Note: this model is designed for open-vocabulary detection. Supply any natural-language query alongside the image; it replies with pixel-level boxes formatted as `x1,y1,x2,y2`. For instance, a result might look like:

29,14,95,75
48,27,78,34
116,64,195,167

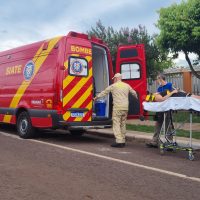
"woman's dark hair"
157,73,166,81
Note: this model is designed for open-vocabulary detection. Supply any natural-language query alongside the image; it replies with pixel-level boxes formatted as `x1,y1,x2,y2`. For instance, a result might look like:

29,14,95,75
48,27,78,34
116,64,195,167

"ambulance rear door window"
69,56,88,77
121,63,141,80
120,49,138,58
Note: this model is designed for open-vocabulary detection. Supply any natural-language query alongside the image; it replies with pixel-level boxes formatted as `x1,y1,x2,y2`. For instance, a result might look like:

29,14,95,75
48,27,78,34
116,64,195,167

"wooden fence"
192,74,200,95
148,70,200,95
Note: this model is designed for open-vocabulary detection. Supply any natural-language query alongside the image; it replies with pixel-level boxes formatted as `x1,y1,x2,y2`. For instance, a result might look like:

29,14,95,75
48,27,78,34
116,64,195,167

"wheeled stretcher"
143,97,200,160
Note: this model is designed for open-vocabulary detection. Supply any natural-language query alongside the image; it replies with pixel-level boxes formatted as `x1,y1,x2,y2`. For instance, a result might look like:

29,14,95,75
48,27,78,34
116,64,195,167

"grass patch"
148,111,200,123
126,124,200,139
126,124,154,133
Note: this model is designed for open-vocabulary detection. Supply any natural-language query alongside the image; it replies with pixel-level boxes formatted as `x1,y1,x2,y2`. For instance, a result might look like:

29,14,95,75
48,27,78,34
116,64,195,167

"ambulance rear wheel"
69,130,85,136
17,111,35,139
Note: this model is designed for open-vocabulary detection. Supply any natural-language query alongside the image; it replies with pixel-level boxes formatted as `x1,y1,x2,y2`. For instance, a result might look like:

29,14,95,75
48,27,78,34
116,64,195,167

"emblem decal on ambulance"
71,60,83,75
24,60,35,81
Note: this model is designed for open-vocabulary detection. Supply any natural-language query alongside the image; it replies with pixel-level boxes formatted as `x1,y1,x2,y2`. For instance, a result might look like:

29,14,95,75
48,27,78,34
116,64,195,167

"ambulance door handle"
60,66,65,70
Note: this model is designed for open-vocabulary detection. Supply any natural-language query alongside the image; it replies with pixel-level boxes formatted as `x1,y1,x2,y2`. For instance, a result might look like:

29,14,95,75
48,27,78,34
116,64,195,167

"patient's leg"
191,95,200,100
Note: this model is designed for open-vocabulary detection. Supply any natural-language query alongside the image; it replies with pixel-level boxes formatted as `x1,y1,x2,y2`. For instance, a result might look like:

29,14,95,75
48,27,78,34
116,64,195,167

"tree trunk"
184,51,200,79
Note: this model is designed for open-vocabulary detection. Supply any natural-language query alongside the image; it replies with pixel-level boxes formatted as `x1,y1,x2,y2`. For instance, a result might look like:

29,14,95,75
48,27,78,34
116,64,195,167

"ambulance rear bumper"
59,119,112,129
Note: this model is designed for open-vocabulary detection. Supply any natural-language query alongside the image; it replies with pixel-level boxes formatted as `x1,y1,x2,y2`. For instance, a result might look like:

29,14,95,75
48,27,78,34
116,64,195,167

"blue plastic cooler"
95,100,106,116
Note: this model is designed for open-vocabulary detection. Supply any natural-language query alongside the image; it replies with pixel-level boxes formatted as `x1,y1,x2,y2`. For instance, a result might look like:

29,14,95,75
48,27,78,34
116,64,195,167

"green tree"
157,0,200,78
87,20,172,78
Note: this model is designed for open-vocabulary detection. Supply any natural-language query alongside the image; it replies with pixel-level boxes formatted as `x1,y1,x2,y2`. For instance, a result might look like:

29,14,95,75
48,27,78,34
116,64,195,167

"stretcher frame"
158,110,198,161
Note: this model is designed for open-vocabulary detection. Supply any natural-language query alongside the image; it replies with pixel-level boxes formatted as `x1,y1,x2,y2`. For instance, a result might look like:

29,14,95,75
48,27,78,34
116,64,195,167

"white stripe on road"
1,131,200,183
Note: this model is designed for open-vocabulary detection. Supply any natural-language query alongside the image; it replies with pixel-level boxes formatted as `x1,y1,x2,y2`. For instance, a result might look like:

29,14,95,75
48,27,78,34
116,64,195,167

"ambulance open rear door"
115,44,147,118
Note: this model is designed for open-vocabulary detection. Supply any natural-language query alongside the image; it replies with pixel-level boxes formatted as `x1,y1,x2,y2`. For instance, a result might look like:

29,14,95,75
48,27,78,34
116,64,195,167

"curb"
87,129,200,149
87,129,152,143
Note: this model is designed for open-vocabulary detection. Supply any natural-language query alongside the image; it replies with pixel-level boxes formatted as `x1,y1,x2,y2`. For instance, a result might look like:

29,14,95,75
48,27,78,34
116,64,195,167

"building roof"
164,66,200,74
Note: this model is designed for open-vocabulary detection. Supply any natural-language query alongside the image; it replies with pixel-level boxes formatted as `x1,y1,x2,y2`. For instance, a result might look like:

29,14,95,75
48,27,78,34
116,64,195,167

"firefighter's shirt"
96,81,137,111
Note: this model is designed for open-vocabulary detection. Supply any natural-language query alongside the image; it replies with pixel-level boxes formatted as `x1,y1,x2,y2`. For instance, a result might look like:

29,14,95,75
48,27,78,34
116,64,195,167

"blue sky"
1,0,188,66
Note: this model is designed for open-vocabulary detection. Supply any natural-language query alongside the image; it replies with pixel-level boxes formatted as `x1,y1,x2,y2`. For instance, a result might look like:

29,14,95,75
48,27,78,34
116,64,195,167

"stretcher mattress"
143,97,200,112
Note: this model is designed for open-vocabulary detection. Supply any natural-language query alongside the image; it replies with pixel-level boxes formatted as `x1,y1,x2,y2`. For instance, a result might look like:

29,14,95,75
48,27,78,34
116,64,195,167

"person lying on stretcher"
146,89,200,102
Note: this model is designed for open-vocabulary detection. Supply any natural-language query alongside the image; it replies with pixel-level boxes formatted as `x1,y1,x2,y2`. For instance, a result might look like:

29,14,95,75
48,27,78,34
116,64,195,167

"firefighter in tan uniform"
94,73,137,148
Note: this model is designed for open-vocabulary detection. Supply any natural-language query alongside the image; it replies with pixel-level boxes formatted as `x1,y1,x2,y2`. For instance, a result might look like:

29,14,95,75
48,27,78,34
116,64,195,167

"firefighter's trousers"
112,110,128,143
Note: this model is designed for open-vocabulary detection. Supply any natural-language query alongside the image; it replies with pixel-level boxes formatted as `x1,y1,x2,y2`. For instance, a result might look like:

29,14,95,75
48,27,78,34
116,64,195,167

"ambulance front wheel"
17,111,35,139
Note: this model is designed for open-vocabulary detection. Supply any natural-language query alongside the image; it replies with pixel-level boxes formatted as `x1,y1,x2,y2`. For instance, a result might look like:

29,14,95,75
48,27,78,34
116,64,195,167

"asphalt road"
0,125,200,200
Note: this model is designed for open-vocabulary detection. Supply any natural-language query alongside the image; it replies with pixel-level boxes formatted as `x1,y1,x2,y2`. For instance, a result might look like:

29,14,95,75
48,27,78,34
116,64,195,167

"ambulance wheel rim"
17,111,35,138
20,119,28,134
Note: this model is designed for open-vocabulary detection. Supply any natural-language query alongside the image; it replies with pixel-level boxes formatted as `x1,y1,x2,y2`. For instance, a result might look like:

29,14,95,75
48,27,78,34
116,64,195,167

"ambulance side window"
68,56,88,77
121,63,141,80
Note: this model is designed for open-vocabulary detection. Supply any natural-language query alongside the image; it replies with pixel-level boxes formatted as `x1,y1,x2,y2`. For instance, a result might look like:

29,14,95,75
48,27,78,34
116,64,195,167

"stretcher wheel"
188,151,194,161
172,146,177,153
160,144,165,155
172,142,177,153
160,149,165,155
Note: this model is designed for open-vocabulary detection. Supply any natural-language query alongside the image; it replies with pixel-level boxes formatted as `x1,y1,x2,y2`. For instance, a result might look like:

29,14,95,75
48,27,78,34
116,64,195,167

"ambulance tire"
69,130,85,136
17,111,35,139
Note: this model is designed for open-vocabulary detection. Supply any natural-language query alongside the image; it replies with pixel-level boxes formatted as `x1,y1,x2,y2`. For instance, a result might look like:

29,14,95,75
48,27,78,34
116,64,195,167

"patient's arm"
155,90,178,102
